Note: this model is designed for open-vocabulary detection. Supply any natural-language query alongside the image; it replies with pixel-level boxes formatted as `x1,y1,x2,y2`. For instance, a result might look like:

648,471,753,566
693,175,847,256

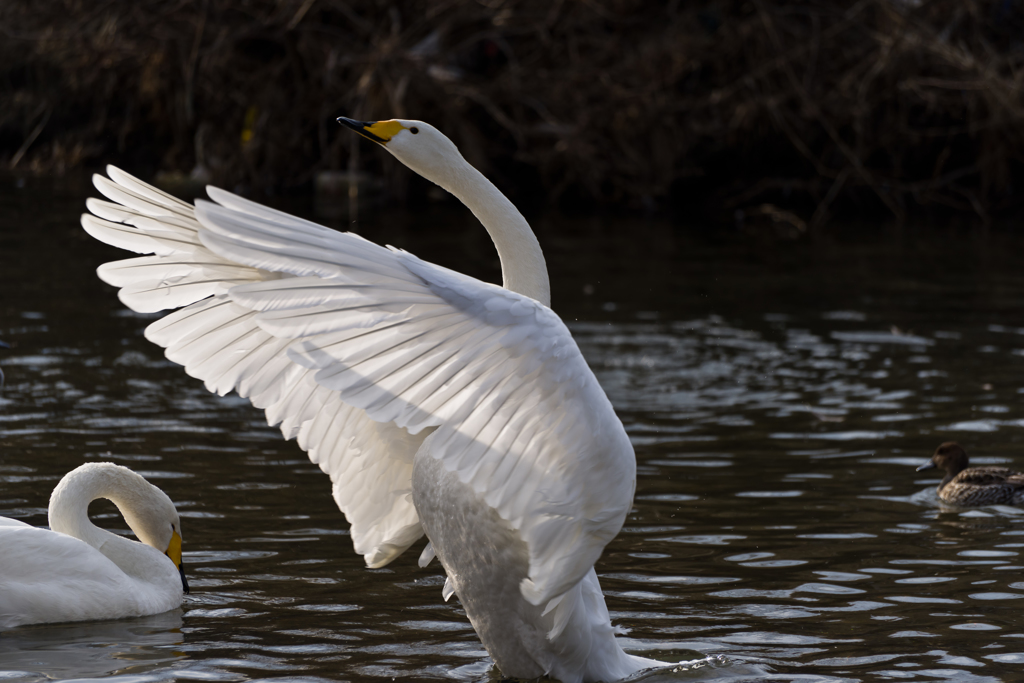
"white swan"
80,118,662,682
0,462,188,629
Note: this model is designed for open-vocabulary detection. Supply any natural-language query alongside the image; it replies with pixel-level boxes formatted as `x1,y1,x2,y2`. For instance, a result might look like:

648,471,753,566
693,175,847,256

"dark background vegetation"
3,0,1024,230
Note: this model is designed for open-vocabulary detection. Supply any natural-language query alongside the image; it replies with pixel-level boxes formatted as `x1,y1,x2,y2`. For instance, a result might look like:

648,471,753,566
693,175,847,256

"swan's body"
81,118,660,681
0,463,188,629
918,442,1024,506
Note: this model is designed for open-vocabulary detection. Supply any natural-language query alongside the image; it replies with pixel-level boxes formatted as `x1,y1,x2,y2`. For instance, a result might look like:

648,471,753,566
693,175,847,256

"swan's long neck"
443,162,551,307
48,463,153,550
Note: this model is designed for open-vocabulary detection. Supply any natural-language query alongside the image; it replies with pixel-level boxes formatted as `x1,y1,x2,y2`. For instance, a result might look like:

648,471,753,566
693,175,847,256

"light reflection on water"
5,180,1024,681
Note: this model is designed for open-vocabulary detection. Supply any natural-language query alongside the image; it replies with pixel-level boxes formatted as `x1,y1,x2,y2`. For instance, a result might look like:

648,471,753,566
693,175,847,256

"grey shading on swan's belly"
412,452,552,678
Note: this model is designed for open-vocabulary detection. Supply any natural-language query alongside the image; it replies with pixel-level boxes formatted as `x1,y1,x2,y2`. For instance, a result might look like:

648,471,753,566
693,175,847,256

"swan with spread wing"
81,117,661,682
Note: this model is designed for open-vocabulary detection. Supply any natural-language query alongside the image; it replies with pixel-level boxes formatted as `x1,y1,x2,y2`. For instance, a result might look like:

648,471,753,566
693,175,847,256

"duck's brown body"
918,442,1024,506
937,466,1024,506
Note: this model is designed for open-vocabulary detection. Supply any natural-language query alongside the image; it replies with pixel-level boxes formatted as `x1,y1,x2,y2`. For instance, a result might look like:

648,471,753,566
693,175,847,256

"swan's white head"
337,117,465,191
120,480,181,553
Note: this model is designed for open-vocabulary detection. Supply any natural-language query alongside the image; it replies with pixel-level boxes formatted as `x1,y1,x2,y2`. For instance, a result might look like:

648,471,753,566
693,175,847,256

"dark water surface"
4,178,1024,682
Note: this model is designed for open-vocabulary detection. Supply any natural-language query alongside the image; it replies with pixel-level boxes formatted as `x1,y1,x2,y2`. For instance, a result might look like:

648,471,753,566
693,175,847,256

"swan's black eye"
410,127,419,134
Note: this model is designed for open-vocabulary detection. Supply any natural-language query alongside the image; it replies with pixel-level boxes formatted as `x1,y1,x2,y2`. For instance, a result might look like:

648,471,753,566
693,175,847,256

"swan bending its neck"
0,463,187,629
49,463,185,583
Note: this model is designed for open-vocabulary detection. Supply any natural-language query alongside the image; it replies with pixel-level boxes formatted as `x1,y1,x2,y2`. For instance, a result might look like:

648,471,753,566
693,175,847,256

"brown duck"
917,442,1024,506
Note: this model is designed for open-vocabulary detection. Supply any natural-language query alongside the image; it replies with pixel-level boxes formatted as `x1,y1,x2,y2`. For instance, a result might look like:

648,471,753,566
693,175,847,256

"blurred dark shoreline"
3,0,1024,231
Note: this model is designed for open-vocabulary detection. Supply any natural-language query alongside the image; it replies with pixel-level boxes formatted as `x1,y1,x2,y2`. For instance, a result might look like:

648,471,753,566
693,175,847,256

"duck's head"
917,441,970,476
337,117,465,190
119,478,189,595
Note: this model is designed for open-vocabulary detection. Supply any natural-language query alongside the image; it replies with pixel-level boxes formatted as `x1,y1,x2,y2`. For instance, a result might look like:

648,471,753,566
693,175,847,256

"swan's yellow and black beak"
165,529,190,595
337,117,405,145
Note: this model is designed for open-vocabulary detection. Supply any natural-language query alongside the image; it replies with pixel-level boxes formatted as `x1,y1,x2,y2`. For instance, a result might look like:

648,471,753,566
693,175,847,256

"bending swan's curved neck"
48,463,147,549
444,163,550,307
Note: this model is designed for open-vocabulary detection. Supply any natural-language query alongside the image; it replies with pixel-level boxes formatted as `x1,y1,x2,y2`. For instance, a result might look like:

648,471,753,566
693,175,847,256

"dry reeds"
2,0,1024,226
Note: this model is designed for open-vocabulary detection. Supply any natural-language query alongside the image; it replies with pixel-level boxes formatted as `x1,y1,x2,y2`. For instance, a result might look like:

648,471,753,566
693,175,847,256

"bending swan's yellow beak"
165,529,189,595
337,117,406,145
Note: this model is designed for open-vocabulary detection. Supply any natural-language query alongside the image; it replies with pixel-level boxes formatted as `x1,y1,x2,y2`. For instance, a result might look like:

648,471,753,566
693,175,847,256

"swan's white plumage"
0,463,186,629
82,118,659,681
1,526,156,628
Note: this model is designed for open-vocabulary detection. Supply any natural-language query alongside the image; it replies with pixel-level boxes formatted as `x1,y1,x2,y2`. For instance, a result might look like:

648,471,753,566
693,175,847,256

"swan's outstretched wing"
193,193,636,607
82,168,423,567
84,168,637,606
